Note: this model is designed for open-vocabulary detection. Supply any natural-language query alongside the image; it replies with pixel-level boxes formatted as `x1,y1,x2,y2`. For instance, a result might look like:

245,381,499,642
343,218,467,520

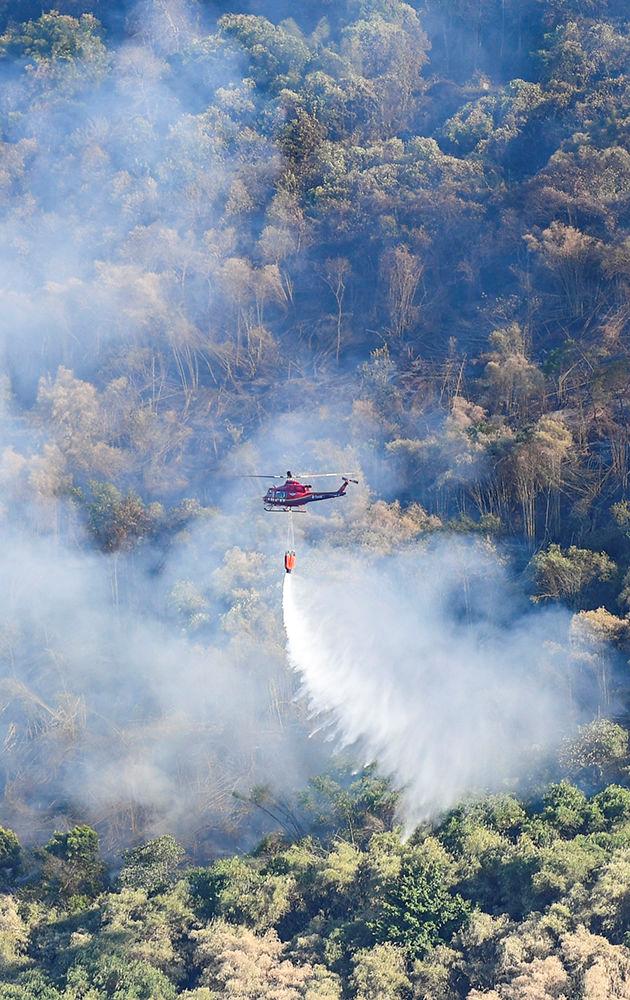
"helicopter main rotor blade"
243,471,361,480
296,472,360,479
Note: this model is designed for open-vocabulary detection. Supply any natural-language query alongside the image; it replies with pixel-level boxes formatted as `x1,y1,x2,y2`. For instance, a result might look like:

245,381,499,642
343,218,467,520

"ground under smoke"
0,510,328,853
283,538,584,827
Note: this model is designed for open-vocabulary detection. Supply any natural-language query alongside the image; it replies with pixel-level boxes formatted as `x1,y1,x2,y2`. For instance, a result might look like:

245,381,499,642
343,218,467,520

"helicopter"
247,470,359,512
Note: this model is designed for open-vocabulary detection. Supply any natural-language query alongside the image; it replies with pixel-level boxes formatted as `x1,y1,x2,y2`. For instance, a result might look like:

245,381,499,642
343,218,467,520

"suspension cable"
287,510,294,549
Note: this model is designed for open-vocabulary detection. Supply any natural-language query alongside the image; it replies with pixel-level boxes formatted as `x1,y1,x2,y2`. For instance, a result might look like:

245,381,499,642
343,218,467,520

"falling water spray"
283,539,585,828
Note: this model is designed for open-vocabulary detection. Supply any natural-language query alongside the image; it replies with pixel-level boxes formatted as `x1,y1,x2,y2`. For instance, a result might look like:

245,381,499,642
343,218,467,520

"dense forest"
0,0,628,996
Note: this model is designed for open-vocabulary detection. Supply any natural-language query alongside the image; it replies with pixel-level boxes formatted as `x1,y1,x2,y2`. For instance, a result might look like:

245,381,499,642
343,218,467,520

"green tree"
84,481,160,552
559,720,629,784
65,953,176,1000
530,544,616,606
42,825,104,899
0,829,21,888
118,835,185,896
351,942,411,1000
592,785,630,829
371,841,470,958
0,897,28,970
188,857,294,930
218,14,311,88
586,849,630,944
301,768,399,844
541,782,590,836
483,324,544,419
0,11,108,85
531,836,605,906
0,971,62,1000
342,5,429,132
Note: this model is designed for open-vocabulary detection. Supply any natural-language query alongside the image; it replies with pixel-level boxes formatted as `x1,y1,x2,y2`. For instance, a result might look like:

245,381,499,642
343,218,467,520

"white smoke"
283,537,582,827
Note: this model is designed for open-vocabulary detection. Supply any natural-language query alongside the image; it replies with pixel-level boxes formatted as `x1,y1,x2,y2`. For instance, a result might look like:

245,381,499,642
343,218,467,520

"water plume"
283,538,584,827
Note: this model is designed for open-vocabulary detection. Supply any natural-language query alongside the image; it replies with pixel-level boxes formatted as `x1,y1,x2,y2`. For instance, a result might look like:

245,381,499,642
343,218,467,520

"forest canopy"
0,0,628,996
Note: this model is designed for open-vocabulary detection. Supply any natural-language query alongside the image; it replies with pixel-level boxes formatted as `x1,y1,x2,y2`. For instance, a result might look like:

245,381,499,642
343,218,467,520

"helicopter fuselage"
263,478,349,511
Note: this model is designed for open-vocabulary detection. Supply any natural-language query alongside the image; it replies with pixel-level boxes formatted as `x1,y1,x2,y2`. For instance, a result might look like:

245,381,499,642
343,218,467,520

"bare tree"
321,257,351,362
382,246,424,340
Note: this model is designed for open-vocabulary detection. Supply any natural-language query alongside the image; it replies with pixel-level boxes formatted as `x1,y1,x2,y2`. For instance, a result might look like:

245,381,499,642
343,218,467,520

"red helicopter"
248,470,359,512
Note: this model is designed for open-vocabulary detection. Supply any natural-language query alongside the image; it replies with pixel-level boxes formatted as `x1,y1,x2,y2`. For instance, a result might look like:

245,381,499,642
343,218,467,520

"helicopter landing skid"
264,505,306,512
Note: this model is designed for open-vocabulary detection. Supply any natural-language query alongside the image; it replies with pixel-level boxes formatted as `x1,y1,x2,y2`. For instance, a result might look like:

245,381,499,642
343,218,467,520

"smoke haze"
0,1,308,850
0,517,318,849
0,0,622,855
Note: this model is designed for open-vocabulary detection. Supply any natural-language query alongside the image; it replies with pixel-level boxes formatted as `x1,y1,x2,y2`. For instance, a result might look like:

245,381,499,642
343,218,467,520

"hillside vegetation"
0,763,629,998
0,0,628,996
